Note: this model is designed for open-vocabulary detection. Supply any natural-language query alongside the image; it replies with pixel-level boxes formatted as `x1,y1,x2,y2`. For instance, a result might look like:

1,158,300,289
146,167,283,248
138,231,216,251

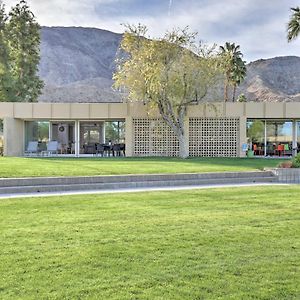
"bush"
0,136,3,156
278,161,293,168
291,153,300,168
237,94,247,102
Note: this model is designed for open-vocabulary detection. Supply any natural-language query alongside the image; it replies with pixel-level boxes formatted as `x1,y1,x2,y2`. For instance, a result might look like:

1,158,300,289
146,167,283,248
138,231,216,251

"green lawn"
0,157,285,177
0,186,299,299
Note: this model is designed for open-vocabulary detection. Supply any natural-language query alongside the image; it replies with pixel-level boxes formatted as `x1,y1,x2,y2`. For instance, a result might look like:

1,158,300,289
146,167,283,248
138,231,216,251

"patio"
24,120,125,157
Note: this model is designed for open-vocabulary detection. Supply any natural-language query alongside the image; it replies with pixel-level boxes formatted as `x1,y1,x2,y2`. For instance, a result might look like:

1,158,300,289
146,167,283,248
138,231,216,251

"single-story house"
0,101,299,157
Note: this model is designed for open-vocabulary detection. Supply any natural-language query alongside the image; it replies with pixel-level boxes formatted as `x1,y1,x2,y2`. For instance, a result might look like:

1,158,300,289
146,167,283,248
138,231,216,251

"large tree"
219,42,246,102
287,7,300,42
231,58,247,102
0,1,11,101
5,0,43,102
114,25,222,158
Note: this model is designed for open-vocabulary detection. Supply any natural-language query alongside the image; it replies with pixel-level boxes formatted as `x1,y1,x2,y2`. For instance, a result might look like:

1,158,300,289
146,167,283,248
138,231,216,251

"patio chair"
95,144,105,157
42,141,58,156
283,144,292,156
71,143,75,154
24,141,39,156
104,144,113,157
275,144,284,156
253,144,263,156
83,143,96,154
120,143,126,156
112,144,121,157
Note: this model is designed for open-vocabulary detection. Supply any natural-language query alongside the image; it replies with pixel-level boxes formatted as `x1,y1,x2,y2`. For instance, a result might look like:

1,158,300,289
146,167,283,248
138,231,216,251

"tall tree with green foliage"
114,25,222,158
5,0,43,102
287,7,300,42
231,59,247,102
219,42,246,102
0,1,11,101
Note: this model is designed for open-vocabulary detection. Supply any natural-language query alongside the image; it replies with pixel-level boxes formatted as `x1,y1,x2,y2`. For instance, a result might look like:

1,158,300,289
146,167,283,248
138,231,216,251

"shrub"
278,160,293,168
291,153,300,168
237,93,247,102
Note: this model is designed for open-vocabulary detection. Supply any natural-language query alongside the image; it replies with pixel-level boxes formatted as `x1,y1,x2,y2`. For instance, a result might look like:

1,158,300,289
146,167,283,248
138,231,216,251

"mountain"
237,56,300,102
38,26,124,103
38,26,300,103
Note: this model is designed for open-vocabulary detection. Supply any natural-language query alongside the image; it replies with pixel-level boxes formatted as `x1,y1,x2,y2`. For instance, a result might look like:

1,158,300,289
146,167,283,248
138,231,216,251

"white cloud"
3,0,130,28
2,0,300,61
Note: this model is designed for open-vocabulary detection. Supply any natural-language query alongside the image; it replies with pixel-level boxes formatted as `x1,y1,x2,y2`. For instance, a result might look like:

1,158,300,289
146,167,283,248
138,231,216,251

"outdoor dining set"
24,141,126,157
82,143,126,156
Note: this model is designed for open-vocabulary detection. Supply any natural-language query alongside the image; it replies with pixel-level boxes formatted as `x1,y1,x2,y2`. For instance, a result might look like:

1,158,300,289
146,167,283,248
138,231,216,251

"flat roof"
1,102,300,119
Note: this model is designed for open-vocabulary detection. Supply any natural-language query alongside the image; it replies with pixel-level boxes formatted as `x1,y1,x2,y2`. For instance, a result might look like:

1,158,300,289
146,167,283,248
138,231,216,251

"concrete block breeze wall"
132,118,179,157
130,117,241,157
189,118,240,157
4,101,300,157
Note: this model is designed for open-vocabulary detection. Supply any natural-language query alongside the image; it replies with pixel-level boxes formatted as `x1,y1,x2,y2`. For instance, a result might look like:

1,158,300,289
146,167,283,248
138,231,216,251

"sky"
3,0,300,62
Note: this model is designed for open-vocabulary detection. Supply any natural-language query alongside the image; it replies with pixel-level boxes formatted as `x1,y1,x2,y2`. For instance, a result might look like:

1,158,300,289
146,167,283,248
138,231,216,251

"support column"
4,117,24,156
264,120,267,157
49,121,52,140
292,120,297,157
100,121,105,143
239,116,247,158
125,116,133,157
75,120,80,157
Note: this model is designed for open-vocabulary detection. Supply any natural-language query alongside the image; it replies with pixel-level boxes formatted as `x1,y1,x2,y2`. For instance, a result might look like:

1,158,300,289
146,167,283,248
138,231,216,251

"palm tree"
287,7,300,42
219,42,246,102
231,59,247,102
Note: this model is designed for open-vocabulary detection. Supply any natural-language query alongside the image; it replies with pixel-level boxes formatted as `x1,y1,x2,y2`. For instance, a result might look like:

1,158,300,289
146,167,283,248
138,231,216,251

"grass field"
0,157,285,178
0,186,299,299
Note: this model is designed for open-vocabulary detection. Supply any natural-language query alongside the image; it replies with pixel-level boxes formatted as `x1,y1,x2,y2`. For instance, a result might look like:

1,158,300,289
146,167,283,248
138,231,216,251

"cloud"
3,0,130,28
2,0,300,61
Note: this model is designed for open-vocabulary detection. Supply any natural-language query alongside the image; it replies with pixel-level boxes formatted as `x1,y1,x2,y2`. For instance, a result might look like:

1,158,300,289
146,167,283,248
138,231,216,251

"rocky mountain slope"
237,56,300,102
38,26,300,103
38,26,124,103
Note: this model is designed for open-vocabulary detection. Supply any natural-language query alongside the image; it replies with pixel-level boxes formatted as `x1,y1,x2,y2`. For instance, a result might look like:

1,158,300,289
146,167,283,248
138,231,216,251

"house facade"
0,101,299,157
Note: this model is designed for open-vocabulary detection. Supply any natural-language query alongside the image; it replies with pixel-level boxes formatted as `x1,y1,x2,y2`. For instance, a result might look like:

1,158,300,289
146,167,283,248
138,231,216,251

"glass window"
297,122,300,151
51,122,75,144
50,122,75,154
247,120,265,155
81,123,102,144
266,121,292,156
80,122,105,154
25,121,49,147
105,121,125,143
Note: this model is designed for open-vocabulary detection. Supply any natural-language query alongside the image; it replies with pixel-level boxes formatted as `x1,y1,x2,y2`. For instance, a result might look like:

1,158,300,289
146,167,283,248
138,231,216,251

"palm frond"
287,7,300,42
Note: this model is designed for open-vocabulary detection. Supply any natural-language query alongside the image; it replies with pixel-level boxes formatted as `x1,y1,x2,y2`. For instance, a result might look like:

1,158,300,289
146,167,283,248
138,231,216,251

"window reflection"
247,120,265,155
25,121,49,151
246,119,293,156
266,121,292,156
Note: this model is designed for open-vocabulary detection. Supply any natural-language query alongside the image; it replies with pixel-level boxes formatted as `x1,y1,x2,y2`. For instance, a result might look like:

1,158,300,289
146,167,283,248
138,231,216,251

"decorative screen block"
132,118,179,156
189,118,240,157
132,117,240,157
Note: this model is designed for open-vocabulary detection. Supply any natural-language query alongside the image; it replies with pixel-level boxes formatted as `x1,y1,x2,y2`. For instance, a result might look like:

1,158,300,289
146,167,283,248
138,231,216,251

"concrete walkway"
0,182,289,199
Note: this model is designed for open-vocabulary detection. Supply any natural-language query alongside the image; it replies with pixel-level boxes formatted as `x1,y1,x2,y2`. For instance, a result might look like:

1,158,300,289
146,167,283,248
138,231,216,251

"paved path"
0,182,289,199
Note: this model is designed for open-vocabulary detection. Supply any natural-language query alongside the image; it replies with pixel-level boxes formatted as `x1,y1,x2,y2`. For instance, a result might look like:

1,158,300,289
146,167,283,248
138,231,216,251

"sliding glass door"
80,122,105,154
266,121,292,156
247,119,293,156
51,121,75,154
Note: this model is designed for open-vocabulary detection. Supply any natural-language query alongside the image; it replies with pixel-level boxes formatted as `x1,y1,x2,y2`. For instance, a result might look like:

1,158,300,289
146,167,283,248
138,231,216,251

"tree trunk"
178,131,189,159
157,103,188,158
224,80,228,102
232,84,237,102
